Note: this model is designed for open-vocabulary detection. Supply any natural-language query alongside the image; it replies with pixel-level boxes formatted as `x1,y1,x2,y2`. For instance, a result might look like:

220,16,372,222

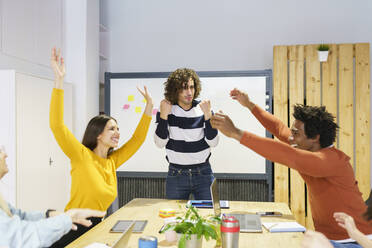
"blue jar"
138,236,158,248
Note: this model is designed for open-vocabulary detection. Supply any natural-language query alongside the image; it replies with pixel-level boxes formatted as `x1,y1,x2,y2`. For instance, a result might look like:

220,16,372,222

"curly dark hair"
293,104,339,148
164,68,201,104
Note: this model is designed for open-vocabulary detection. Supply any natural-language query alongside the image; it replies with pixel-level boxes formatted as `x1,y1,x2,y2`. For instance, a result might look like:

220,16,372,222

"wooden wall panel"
322,44,338,136
273,46,289,204
355,43,371,199
288,45,306,225
305,44,322,230
339,44,355,167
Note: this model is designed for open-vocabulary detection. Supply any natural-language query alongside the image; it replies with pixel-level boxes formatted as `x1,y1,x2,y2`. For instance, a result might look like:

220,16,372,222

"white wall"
105,0,372,72
0,0,100,202
0,0,100,143
103,0,372,184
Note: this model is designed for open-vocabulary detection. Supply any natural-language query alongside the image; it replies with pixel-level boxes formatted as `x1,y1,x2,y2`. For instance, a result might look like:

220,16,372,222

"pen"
158,224,165,233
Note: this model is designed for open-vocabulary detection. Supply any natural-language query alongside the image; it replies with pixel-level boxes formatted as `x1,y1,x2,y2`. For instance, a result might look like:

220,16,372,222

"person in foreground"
302,206,372,248
210,88,372,241
49,48,153,247
154,68,219,200
0,147,105,248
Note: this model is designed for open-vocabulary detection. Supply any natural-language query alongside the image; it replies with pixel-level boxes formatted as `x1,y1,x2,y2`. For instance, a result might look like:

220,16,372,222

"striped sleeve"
154,112,169,148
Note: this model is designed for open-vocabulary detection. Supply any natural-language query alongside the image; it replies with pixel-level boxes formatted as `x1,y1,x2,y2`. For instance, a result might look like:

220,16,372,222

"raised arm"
49,48,86,161
211,112,339,177
111,86,153,168
154,99,172,148
199,100,219,147
51,47,65,89
230,88,291,143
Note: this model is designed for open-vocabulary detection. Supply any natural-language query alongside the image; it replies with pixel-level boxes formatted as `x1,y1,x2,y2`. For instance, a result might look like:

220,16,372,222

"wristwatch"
46,209,56,218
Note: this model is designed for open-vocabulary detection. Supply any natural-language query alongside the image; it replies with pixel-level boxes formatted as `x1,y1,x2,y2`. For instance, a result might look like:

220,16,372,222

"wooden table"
67,198,303,248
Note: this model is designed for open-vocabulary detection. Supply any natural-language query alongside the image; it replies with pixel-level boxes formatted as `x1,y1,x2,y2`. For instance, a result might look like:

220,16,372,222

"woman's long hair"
82,115,117,156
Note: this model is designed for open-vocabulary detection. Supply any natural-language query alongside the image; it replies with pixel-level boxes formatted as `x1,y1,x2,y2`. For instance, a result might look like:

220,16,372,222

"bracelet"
46,209,56,218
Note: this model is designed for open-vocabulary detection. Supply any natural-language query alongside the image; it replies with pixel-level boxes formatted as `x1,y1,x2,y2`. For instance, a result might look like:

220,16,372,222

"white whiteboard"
109,73,270,174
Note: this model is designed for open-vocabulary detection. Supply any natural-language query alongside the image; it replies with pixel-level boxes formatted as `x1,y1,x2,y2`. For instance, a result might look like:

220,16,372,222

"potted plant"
317,44,330,62
160,205,220,248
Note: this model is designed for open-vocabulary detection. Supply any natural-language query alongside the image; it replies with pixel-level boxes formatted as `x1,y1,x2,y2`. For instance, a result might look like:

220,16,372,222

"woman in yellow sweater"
49,48,153,247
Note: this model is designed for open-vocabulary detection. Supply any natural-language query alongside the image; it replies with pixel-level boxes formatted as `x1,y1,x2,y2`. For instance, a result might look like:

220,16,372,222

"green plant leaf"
178,234,186,248
203,223,218,240
160,223,176,233
317,44,329,51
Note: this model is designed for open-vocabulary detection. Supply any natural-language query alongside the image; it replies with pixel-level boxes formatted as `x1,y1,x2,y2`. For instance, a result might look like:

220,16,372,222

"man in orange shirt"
210,88,372,241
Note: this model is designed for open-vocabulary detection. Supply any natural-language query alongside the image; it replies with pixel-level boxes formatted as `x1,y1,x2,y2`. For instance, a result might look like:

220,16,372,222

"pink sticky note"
123,104,130,110
152,108,158,115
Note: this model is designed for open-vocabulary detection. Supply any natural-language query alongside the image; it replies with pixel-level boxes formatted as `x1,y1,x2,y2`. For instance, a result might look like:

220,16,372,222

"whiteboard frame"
105,70,273,204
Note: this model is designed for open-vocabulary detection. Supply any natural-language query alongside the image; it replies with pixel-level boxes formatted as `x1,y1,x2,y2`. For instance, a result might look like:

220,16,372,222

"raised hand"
160,99,172,120
137,86,153,106
137,86,154,117
199,100,212,120
51,47,65,89
230,88,254,110
210,111,243,140
65,209,106,231
333,212,358,238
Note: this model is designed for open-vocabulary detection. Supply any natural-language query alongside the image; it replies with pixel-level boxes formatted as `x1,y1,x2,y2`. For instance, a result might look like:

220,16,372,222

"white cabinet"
0,70,72,211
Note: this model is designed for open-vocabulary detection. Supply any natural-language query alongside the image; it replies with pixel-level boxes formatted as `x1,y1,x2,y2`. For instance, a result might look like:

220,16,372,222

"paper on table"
262,222,306,233
84,242,111,248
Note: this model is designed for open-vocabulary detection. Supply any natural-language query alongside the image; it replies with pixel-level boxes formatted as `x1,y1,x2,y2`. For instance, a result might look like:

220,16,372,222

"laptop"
187,179,229,209
210,178,262,233
111,221,135,248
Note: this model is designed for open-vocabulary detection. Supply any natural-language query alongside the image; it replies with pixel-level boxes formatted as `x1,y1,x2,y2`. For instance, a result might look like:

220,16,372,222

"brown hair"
82,115,117,156
164,68,201,104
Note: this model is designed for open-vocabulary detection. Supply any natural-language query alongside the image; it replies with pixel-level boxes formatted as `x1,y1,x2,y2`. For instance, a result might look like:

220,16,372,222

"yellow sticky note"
135,106,142,113
128,95,134,101
142,98,147,103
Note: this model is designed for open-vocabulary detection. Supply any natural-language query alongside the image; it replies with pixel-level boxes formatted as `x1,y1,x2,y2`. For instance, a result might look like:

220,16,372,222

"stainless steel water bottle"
221,216,239,248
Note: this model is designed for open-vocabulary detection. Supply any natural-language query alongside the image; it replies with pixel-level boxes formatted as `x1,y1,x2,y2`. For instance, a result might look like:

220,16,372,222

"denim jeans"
330,241,362,248
166,163,214,200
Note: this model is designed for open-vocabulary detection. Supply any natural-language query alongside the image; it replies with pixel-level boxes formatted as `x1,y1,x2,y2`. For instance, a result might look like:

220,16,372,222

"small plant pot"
318,50,329,62
177,234,203,248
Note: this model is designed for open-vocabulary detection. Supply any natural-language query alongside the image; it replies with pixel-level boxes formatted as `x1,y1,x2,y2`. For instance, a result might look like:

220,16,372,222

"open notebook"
262,222,306,233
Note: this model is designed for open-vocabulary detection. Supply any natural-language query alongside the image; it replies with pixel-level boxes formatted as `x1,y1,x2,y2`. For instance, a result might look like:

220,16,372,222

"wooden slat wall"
322,44,338,128
273,46,289,204
339,44,354,167
289,45,305,226
273,43,370,229
355,44,371,199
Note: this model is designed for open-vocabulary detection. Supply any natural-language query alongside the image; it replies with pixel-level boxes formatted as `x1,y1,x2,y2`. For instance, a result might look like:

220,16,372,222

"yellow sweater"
50,88,151,211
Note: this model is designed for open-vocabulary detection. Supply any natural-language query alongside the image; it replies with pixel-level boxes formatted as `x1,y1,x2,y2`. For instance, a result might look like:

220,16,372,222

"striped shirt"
154,100,219,166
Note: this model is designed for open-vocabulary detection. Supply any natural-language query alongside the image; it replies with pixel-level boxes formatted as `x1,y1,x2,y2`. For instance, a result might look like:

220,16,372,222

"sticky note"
135,106,142,113
152,108,158,115
122,104,130,110
128,95,134,101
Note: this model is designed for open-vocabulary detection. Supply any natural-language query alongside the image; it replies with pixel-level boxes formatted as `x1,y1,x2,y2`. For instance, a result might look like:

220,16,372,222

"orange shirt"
240,105,372,240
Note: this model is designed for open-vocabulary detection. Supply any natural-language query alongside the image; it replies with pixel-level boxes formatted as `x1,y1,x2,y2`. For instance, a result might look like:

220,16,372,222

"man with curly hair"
154,68,219,200
210,88,372,242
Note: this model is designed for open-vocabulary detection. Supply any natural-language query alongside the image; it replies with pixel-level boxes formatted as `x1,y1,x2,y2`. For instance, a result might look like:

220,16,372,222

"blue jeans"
166,164,214,200
330,241,362,248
